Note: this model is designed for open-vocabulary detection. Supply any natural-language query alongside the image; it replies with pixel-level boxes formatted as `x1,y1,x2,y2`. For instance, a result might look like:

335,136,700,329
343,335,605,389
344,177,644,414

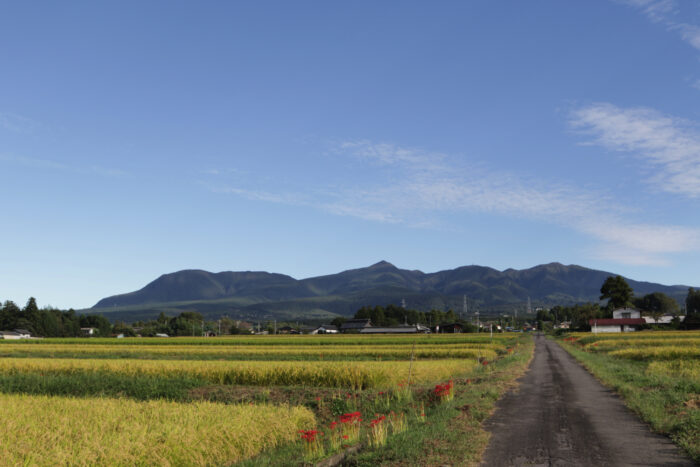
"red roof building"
589,318,646,333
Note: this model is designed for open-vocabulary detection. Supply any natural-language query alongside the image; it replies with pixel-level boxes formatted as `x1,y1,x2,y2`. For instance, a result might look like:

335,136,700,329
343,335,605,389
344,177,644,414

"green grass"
0,372,203,400
558,339,700,462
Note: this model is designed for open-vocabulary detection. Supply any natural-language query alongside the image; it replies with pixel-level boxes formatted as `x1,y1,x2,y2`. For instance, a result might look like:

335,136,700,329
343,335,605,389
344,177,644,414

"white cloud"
618,0,700,51
0,112,37,133
207,138,700,266
570,102,700,198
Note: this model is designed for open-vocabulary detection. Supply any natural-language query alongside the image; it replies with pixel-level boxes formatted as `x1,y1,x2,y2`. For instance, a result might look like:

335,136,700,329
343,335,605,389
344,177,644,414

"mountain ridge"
92,261,695,322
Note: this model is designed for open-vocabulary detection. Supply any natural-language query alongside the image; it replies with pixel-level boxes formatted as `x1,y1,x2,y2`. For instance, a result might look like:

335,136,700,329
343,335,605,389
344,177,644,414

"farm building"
0,331,26,340
360,324,430,334
80,327,97,336
589,318,646,333
340,319,372,333
434,323,463,333
643,315,685,325
309,324,338,334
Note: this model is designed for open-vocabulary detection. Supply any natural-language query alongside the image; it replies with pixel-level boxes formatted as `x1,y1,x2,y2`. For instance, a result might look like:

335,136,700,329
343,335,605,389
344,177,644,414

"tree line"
0,298,111,337
336,304,479,331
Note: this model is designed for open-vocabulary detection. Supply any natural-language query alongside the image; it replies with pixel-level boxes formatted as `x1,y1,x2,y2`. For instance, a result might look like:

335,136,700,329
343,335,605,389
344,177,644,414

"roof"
317,324,338,330
340,319,372,330
589,319,646,326
360,327,420,334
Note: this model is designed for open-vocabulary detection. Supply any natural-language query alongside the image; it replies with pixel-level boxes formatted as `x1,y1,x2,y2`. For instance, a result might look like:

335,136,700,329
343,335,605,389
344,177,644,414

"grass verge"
557,339,700,463
237,336,534,467
344,337,534,467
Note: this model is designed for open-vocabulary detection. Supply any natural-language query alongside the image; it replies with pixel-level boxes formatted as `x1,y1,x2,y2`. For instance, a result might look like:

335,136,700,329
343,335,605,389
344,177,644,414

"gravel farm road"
481,333,696,467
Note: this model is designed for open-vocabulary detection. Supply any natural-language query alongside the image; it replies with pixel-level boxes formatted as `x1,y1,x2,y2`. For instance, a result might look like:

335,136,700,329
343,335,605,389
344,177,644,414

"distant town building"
340,319,372,333
360,324,430,334
310,324,338,334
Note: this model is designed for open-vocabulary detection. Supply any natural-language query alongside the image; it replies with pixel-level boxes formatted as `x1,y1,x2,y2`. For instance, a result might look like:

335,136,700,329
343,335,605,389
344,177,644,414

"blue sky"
2,0,700,309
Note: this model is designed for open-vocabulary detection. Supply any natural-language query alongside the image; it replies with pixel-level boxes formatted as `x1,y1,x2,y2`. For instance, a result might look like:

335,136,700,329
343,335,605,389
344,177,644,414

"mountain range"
89,261,694,323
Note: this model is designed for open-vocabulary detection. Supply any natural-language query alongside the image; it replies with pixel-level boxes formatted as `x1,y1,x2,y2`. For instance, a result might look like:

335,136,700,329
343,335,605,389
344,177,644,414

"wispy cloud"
0,112,38,133
0,153,128,178
206,139,700,266
570,102,700,198
618,0,700,51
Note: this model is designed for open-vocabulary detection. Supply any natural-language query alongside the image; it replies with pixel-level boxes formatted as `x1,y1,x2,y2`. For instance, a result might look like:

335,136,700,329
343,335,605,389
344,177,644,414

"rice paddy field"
558,331,700,461
0,332,531,466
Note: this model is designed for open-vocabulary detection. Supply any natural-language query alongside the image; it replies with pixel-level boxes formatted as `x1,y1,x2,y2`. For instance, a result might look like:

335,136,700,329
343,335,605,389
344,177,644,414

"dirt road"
481,334,695,466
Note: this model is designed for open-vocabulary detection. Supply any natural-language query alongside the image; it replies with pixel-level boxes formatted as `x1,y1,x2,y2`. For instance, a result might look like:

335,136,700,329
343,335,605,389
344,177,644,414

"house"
80,327,97,337
155,333,169,337
360,324,430,334
310,324,338,334
435,323,462,333
554,321,571,330
643,315,685,325
589,308,645,333
278,326,299,334
340,319,372,333
0,331,25,340
612,308,641,319
589,318,646,333
13,329,32,338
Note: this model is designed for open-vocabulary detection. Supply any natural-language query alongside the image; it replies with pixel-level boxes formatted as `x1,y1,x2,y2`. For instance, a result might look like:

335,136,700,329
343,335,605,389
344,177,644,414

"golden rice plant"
582,338,700,352
0,394,315,466
0,343,500,360
0,358,476,389
0,333,517,347
608,346,700,361
646,360,700,384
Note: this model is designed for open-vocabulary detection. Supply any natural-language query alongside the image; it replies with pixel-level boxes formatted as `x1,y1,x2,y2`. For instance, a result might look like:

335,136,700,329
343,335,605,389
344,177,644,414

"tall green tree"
686,288,700,316
635,292,679,322
600,275,633,310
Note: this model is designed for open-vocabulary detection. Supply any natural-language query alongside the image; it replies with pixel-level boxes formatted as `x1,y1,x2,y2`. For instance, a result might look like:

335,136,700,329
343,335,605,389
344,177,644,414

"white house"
310,324,339,334
612,308,641,319
643,315,685,325
0,331,24,340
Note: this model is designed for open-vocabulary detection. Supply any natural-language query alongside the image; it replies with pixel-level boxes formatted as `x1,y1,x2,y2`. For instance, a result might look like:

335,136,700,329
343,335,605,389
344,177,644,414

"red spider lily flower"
482,360,489,366
298,430,322,442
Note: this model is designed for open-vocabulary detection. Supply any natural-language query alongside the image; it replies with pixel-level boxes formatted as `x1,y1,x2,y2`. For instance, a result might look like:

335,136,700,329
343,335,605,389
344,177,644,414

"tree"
686,288,700,316
636,292,679,323
600,276,633,310
330,317,347,328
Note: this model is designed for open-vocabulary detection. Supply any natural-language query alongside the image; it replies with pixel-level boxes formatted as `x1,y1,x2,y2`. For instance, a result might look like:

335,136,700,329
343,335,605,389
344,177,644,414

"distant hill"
90,261,694,322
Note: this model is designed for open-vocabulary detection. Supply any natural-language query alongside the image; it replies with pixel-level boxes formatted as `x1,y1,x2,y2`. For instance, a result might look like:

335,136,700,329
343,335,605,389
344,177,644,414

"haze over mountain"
91,262,693,322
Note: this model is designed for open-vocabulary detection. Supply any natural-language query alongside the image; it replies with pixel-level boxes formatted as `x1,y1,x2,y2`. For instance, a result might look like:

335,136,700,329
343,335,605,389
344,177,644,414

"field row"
0,334,516,346
0,394,314,466
0,357,477,389
0,343,500,361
